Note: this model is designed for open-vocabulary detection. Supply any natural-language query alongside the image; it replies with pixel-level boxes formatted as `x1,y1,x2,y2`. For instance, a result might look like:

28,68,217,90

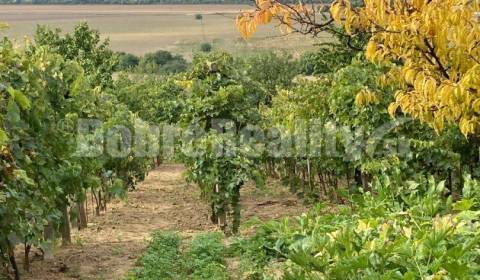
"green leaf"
109,178,127,199
403,271,416,280
443,262,468,278
0,129,9,145
452,199,474,211
7,87,31,110
13,169,35,185
435,180,445,194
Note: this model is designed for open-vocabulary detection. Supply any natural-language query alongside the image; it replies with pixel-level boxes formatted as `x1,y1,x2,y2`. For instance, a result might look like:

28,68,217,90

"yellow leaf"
355,90,365,107
330,0,344,23
366,40,377,61
257,0,272,10
255,10,272,24
403,227,412,239
357,219,369,232
388,102,400,117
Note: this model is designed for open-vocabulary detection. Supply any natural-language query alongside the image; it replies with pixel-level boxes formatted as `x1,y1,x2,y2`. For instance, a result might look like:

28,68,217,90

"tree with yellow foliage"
237,0,480,136
236,0,334,38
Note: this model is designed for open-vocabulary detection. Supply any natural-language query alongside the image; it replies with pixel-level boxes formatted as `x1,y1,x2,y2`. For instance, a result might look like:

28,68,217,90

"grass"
0,5,323,57
186,232,229,280
128,231,184,279
127,231,229,280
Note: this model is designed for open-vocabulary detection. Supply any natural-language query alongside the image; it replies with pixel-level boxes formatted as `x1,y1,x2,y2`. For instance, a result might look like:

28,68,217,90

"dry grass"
0,4,325,57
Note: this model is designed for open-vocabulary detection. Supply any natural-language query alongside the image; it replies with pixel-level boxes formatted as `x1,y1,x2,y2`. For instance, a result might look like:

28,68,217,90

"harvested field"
0,4,323,56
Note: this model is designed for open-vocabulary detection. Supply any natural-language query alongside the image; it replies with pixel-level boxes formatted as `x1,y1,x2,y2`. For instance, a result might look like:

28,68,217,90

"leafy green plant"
235,174,480,280
237,51,300,106
129,231,185,280
128,231,229,280
117,52,140,70
0,24,157,276
137,50,188,75
35,22,118,89
200,43,213,53
186,232,229,280
180,52,264,234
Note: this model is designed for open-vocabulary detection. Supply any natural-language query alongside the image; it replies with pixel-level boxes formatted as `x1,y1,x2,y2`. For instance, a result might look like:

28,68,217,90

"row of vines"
227,0,480,279
2,0,480,279
0,23,159,279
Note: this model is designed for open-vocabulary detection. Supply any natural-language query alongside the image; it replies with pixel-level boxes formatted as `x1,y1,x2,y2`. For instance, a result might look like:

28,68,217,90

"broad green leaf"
443,262,468,278
13,169,34,185
452,199,474,211
7,87,31,110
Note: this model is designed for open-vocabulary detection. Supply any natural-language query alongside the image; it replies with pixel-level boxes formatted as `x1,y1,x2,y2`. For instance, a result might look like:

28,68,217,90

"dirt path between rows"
17,164,307,280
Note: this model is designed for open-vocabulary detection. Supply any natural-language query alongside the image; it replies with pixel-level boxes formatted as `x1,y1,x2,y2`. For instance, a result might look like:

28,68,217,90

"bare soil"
13,164,306,280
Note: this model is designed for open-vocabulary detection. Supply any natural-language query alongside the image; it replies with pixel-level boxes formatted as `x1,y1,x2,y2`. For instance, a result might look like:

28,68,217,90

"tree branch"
423,38,450,80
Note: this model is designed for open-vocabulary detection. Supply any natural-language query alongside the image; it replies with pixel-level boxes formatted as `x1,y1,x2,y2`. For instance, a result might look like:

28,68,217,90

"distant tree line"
1,0,321,4
117,41,215,74
118,50,189,74
0,0,337,4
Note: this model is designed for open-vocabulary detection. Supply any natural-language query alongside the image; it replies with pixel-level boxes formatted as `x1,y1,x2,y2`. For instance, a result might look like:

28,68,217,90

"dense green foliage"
179,52,265,234
0,23,156,276
238,51,299,105
186,232,229,279
118,52,140,70
261,49,478,205
138,50,188,74
128,231,184,279
127,231,228,280
233,174,480,279
223,17,480,280
114,74,185,124
35,23,118,89
199,42,213,53
117,50,188,75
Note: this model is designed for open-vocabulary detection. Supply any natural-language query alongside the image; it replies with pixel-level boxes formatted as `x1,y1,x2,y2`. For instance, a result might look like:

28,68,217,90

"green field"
0,4,322,57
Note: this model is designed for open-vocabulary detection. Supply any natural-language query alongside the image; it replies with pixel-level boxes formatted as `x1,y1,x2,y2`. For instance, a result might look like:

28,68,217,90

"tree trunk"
458,164,464,195
361,173,371,191
210,202,218,224
103,191,108,212
43,222,55,260
317,170,326,198
6,239,20,280
98,191,103,212
210,184,218,224
92,189,100,216
354,168,362,189
77,200,88,230
218,210,227,234
288,159,297,193
215,184,228,233
345,163,351,192
445,170,455,198
95,191,101,216
61,205,71,246
23,242,31,272
231,185,241,235
85,194,89,224
307,158,313,193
